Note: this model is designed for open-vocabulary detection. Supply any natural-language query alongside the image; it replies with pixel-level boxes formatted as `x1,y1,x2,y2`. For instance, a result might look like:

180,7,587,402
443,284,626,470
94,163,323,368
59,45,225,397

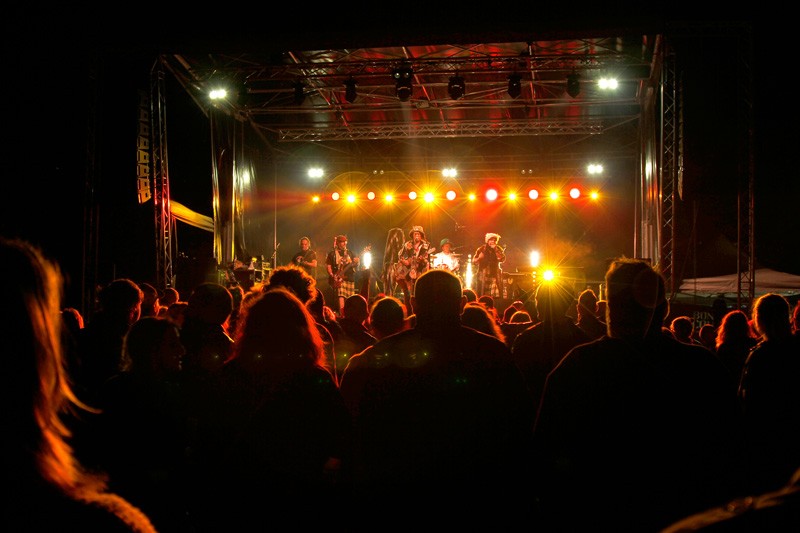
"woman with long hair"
194,287,352,530
1,237,155,531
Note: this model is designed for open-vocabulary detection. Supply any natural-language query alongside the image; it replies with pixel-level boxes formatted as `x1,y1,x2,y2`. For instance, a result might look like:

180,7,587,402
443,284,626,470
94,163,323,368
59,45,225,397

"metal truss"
659,49,678,297
151,62,176,291
273,118,608,142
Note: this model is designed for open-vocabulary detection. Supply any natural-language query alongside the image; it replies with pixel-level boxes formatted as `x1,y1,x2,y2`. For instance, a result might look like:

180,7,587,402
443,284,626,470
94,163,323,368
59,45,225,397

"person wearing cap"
325,235,359,316
395,225,431,311
431,238,460,275
472,232,506,298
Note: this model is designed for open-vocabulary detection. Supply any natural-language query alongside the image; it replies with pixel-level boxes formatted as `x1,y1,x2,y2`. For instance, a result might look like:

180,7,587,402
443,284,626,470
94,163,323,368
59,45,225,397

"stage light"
307,167,324,179
385,193,394,202
293,81,306,104
529,251,540,267
528,189,539,200
570,187,581,199
347,194,356,203
446,190,457,201
442,167,458,177
424,192,435,203
549,191,559,200
590,191,599,200
312,195,320,203
393,64,413,102
508,192,518,201
485,188,498,201
588,163,604,174
542,269,556,282
468,193,477,201
331,192,340,201
344,77,357,103
408,191,417,200
598,77,619,90
508,73,522,98
448,73,465,100
367,191,376,200
209,88,227,100
566,71,580,98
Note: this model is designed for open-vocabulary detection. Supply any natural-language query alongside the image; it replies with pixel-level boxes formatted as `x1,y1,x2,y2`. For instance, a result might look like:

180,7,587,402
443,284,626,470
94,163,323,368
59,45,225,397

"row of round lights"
314,187,600,203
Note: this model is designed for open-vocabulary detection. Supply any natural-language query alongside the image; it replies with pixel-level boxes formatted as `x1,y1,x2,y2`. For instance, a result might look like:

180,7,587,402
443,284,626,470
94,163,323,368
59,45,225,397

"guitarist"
291,236,318,281
325,235,359,317
395,225,432,312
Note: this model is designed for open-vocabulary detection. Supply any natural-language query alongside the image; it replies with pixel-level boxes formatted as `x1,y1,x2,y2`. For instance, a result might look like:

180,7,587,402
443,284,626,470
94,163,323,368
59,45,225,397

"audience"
533,258,746,532
335,294,377,372
511,281,592,415
92,317,190,531
195,287,352,530
738,293,800,494
340,269,536,529
73,278,144,405
575,288,606,340
715,309,757,387
461,301,507,343
1,237,155,532
670,315,699,344
12,234,798,532
367,295,407,339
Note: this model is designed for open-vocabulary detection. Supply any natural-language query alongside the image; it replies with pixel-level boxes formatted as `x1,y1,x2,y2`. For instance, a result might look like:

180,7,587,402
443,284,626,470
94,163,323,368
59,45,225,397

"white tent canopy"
678,268,800,300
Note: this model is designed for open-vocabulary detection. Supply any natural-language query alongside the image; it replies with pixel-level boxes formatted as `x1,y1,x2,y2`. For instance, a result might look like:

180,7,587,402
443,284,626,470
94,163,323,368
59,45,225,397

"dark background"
4,12,796,311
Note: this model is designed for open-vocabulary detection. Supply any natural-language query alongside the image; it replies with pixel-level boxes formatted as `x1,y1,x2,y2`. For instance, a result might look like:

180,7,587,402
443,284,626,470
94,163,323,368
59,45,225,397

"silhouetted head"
265,265,316,304
752,293,792,340
369,296,407,339
231,287,325,373
534,282,574,322
186,282,233,326
412,269,463,322
605,258,667,339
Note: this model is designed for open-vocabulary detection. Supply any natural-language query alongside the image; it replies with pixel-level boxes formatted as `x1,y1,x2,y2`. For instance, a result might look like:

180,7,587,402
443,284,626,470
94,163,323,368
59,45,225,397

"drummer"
431,238,460,273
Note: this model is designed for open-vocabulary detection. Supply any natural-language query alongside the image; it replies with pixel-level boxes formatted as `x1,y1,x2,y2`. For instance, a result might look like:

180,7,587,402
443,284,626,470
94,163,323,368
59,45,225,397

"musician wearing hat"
472,232,506,298
394,225,432,310
431,238,460,275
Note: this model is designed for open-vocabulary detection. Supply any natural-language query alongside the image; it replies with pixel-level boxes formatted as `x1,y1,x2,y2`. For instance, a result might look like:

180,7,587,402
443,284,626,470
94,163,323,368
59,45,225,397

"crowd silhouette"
5,234,799,532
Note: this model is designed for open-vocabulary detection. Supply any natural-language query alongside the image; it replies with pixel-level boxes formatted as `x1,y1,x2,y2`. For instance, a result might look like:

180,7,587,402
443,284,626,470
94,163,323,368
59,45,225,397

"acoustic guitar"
394,246,435,281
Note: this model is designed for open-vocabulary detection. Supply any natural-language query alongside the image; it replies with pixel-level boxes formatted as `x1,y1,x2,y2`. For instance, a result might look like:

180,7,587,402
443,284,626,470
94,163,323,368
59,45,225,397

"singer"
472,232,506,298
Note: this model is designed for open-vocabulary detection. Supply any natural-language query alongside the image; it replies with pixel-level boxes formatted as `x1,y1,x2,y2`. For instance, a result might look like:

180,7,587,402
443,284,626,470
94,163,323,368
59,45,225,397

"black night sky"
4,13,797,310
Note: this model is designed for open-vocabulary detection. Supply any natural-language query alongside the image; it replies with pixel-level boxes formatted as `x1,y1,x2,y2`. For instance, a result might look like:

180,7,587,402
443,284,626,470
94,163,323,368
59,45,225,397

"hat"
334,235,347,243
440,238,452,247
485,232,501,243
409,225,426,239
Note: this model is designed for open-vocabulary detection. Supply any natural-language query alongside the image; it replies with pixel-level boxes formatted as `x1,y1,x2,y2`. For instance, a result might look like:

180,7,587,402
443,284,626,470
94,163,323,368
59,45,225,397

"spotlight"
344,77,357,103
293,81,306,104
566,71,580,98
448,73,465,100
508,73,522,98
393,64,413,102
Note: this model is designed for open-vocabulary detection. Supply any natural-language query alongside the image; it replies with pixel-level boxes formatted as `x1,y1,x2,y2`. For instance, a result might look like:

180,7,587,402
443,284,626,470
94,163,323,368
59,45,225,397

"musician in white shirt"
431,238,460,274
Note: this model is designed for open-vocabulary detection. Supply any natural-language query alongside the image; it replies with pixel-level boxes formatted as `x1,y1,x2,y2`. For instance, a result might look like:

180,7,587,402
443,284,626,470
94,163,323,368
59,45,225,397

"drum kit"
428,252,463,279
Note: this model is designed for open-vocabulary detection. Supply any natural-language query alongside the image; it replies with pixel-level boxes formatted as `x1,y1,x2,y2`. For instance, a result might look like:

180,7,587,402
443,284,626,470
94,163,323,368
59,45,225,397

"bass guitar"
330,245,370,289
